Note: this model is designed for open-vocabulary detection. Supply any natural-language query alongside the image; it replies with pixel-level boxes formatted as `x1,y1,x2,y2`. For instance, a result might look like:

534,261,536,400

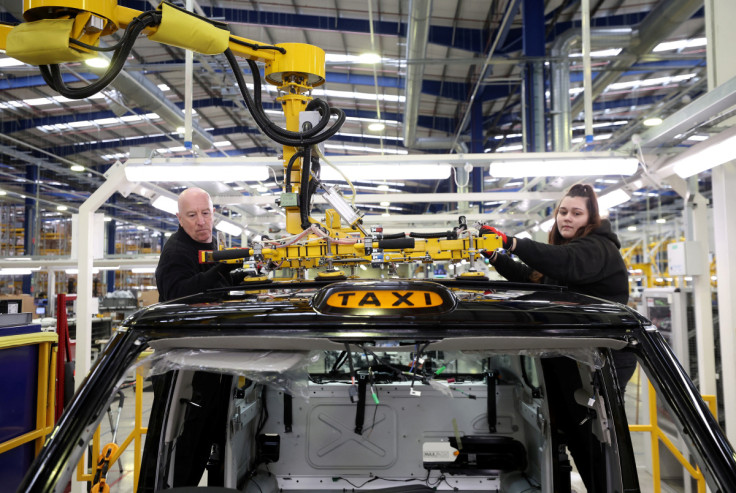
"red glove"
479,225,512,250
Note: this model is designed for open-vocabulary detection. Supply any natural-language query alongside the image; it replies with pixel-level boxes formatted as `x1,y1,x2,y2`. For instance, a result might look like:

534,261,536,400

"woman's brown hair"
548,183,602,245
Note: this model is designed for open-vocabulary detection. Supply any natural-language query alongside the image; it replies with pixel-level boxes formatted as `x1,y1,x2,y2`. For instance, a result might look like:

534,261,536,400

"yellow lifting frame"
2,1,502,265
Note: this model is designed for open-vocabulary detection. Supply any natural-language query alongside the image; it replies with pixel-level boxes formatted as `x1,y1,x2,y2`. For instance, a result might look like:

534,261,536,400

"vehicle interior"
131,338,636,492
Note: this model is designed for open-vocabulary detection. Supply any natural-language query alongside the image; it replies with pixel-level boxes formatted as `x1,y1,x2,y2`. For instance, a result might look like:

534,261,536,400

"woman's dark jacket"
491,219,629,304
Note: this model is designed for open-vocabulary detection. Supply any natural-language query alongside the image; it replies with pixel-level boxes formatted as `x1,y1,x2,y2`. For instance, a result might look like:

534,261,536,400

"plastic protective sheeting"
460,348,605,370
139,349,321,398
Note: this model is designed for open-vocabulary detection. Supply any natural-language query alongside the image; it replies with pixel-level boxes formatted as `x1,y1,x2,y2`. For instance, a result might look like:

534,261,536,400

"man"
155,187,234,301
143,187,235,489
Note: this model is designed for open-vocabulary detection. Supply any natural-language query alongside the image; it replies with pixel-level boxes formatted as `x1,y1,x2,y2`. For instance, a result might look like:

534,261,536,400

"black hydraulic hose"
308,154,321,197
284,150,304,193
300,145,312,229
229,37,286,54
223,49,345,147
410,231,457,239
40,10,161,99
246,57,332,138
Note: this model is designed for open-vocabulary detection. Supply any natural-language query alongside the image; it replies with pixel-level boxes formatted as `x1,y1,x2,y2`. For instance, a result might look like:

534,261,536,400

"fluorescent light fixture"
0,190,6,196
653,37,706,52
357,52,382,64
490,157,639,177
598,189,631,212
216,220,243,236
71,164,85,172
540,218,555,233
368,122,385,132
656,218,666,224
380,201,391,207
0,57,25,67
85,57,110,68
627,225,637,231
672,131,736,178
323,144,407,155
57,205,68,211
125,163,270,182
0,267,40,275
321,164,451,181
643,117,663,127
131,267,156,274
151,195,179,215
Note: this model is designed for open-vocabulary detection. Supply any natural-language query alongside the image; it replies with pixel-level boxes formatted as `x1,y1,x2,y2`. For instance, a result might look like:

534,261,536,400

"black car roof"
124,279,646,338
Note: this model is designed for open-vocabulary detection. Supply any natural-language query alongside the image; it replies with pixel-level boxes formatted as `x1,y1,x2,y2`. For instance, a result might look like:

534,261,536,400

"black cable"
357,345,407,381
68,38,120,52
410,231,457,239
41,10,162,99
329,350,347,374
345,343,356,382
284,150,304,193
299,145,312,229
223,49,345,147
229,37,286,54
255,386,268,435
380,233,406,240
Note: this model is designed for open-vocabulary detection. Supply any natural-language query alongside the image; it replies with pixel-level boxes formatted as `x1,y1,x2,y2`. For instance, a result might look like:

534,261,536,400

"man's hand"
479,225,513,250
212,261,242,283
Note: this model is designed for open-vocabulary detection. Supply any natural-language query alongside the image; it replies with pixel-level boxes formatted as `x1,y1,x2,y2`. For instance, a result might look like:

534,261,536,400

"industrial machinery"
0,0,503,278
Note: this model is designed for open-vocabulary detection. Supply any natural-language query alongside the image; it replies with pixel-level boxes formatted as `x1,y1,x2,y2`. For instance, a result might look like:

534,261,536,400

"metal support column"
683,187,716,397
72,162,131,493
22,166,38,294
106,216,116,293
705,0,736,441
470,98,484,208
522,0,546,152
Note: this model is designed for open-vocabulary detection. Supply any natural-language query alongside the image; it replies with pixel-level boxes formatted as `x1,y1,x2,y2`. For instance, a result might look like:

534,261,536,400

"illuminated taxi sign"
326,290,443,309
314,281,455,316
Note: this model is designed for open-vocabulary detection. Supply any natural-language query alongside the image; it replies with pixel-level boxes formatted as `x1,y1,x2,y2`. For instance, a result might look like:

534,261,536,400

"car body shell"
17,279,736,492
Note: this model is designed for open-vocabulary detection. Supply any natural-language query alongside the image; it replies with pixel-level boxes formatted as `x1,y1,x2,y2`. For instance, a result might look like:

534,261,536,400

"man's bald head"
176,187,214,243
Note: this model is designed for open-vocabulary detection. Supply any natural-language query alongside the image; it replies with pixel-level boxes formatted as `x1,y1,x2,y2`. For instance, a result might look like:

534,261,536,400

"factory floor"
76,368,687,493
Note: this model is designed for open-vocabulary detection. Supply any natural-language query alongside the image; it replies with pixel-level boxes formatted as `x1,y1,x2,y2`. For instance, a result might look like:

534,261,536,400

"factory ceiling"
0,0,725,247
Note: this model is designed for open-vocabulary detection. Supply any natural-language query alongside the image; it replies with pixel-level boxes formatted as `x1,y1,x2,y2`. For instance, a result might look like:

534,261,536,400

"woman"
482,183,636,384
482,183,636,491
483,183,629,308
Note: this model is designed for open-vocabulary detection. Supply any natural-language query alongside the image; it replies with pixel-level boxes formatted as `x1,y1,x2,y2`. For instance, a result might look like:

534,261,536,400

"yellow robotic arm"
2,0,334,235
0,1,504,275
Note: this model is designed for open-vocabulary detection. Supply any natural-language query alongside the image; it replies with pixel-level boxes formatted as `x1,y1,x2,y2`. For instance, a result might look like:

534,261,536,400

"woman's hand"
479,225,514,250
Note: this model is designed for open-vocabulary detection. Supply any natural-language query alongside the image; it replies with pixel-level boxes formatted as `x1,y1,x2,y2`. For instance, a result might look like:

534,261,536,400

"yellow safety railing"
0,333,57,457
629,380,717,493
76,366,148,491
